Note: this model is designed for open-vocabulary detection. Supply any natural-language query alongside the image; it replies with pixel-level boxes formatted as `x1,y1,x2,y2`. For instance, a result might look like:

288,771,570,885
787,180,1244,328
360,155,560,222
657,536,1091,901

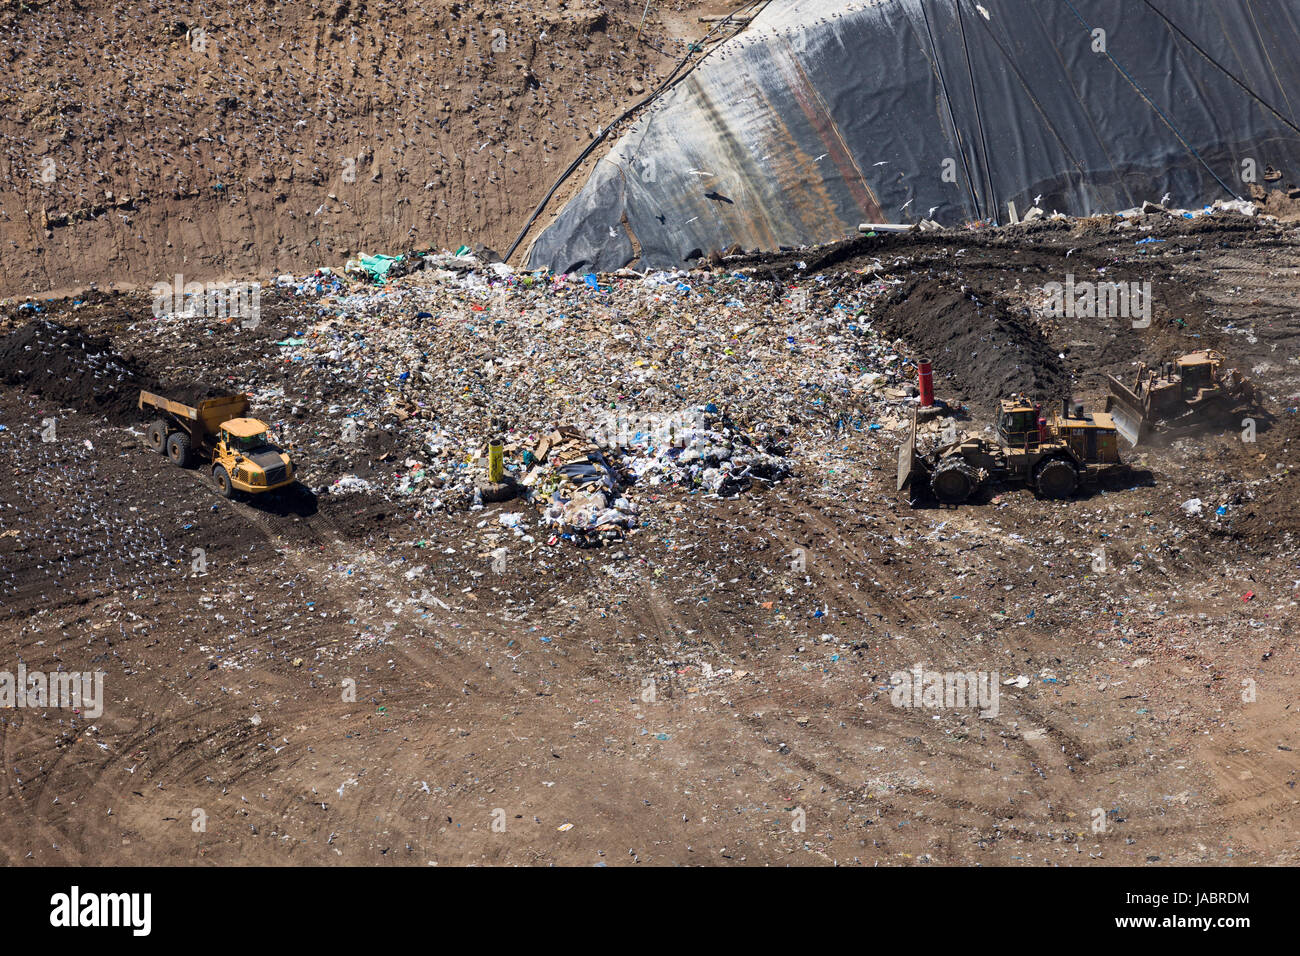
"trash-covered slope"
528,0,1300,272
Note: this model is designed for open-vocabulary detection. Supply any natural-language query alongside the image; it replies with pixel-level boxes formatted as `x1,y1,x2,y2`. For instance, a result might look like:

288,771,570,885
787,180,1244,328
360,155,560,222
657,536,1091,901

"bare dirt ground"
0,0,742,299
0,210,1296,865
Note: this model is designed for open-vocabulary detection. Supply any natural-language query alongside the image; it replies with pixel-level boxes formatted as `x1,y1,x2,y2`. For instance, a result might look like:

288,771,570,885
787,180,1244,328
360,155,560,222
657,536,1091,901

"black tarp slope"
527,0,1300,274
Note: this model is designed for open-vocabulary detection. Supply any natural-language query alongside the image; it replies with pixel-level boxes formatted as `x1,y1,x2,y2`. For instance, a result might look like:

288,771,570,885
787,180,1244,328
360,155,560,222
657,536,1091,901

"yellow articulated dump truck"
139,390,297,499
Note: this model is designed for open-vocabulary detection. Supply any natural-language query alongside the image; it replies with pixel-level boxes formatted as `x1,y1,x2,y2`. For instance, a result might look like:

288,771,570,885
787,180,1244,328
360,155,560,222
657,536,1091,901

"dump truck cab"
218,418,272,456
213,417,294,494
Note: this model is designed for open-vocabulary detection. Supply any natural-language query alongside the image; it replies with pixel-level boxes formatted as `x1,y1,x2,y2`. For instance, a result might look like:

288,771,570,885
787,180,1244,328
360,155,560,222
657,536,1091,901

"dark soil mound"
158,383,238,406
875,278,1069,415
0,318,153,423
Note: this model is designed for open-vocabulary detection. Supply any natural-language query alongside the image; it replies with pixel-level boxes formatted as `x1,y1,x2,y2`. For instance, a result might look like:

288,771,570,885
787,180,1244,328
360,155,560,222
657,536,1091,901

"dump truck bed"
139,390,250,446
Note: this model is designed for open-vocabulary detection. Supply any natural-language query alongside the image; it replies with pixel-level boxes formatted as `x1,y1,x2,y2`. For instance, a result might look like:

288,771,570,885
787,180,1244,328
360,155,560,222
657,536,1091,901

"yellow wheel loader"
139,390,296,498
898,395,1127,506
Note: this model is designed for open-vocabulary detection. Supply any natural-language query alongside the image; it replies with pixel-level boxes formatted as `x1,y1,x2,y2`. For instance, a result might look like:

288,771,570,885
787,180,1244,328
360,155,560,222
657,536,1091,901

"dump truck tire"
166,431,192,467
146,420,168,453
1035,458,1077,499
930,458,977,504
213,465,236,499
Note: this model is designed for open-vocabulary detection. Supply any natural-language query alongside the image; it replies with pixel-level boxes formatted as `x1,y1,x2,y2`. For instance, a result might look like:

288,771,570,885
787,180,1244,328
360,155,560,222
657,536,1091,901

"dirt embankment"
0,0,726,298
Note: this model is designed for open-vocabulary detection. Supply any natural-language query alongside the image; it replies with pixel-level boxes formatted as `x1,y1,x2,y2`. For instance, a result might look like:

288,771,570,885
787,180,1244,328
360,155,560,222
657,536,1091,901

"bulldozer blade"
1108,399,1145,447
1105,373,1148,447
1105,373,1145,410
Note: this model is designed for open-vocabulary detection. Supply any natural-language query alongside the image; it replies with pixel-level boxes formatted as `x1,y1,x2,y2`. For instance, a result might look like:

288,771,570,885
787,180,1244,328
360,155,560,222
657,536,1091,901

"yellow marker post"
488,440,505,483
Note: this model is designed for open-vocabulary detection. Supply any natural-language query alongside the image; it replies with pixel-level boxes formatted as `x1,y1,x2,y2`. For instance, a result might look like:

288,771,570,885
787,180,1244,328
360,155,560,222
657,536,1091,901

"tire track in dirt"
656,498,1045,857
774,499,1205,853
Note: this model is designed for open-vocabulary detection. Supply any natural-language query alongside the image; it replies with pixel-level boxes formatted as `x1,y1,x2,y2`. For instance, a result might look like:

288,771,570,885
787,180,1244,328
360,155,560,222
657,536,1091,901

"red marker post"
918,359,934,408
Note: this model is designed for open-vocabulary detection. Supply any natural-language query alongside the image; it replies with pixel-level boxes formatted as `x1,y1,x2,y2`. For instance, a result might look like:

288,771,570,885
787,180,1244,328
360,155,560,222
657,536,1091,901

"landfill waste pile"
113,251,923,545
523,424,631,544
516,411,795,544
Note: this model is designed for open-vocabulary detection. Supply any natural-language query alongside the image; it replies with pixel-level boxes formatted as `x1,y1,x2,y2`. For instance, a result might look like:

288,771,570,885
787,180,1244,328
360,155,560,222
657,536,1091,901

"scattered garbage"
215,252,904,544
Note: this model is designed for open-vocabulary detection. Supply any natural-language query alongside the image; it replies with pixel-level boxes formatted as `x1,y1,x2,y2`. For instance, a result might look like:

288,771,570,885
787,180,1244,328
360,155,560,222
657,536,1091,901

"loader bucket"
1104,374,1148,447
897,411,920,493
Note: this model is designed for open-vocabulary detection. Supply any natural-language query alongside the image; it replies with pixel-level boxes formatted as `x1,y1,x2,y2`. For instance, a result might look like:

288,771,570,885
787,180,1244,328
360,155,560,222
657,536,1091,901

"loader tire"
213,465,236,499
166,431,192,467
146,419,168,454
1035,458,1078,499
930,458,977,505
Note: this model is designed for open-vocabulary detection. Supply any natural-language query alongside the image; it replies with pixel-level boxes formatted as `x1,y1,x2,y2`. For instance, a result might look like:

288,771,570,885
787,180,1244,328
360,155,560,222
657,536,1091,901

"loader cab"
996,397,1041,450
1052,403,1123,465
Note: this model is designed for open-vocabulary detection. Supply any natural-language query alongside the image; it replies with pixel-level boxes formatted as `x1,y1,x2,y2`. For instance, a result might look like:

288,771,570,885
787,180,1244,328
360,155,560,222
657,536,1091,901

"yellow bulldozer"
1103,349,1256,446
898,395,1126,506
139,390,296,498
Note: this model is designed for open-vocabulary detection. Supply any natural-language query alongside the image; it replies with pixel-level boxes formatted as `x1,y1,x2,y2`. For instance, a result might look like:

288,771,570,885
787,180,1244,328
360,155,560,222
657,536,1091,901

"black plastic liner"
527,0,1300,273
